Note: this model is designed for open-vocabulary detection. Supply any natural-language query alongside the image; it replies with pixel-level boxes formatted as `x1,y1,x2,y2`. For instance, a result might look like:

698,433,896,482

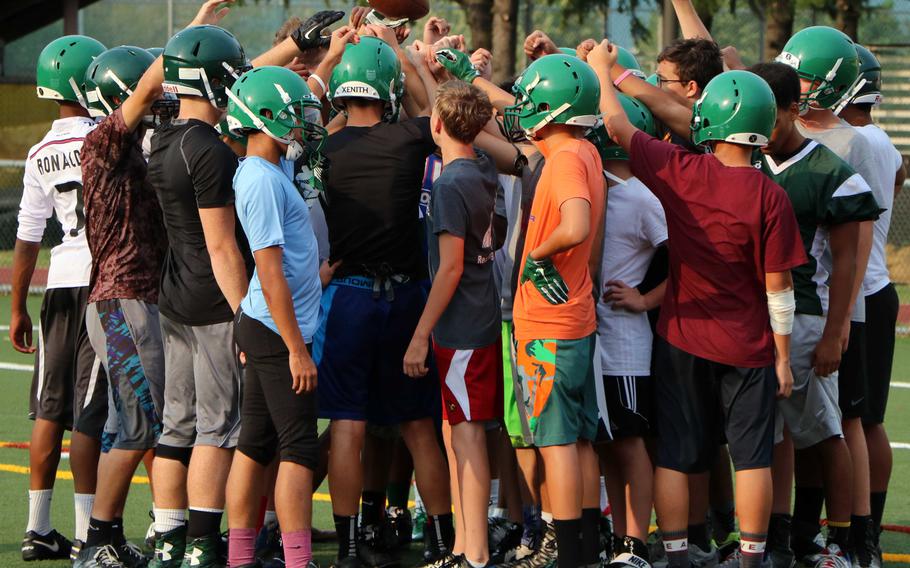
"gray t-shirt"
798,120,883,322
428,153,503,349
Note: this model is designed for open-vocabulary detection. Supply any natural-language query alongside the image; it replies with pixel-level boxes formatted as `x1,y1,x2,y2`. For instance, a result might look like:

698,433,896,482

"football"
367,0,430,20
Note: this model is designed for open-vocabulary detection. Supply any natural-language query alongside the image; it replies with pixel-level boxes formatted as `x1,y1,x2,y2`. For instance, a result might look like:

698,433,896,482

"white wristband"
310,73,327,98
767,287,795,335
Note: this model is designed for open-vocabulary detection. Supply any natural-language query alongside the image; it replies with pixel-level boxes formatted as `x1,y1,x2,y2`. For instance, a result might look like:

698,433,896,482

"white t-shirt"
596,176,668,376
856,124,902,296
18,117,96,289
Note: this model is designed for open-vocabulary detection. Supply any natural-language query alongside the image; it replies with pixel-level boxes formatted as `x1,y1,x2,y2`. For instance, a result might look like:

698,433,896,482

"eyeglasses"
656,75,686,87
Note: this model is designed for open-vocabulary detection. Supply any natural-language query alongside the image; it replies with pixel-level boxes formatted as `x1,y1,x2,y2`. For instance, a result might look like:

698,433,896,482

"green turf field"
0,295,907,566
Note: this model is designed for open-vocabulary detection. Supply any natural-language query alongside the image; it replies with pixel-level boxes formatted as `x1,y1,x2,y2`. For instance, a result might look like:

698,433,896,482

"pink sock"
228,528,256,567
282,529,313,568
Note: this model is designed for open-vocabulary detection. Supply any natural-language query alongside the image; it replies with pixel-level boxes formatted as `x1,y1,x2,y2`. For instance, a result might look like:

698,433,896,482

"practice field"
0,295,907,567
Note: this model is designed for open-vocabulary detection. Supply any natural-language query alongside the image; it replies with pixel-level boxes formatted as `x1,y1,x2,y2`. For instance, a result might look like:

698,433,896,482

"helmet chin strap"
68,77,88,109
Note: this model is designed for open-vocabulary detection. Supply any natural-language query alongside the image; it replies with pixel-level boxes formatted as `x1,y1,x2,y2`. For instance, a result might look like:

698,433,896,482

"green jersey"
755,140,880,316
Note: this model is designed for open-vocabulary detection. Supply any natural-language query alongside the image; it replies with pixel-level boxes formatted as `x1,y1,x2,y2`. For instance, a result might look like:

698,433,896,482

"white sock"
154,508,186,534
489,479,500,512
600,476,609,514
27,489,53,535
541,511,554,525
263,510,278,529
74,493,95,542
491,507,509,519
467,558,486,568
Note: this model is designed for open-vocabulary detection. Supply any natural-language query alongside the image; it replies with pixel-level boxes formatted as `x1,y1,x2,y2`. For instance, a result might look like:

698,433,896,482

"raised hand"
291,10,346,51
523,30,559,60
189,0,234,27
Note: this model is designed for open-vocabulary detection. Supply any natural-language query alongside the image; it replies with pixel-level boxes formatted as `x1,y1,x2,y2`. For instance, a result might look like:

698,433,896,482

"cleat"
331,556,365,568
418,553,462,568
380,507,413,551
256,522,283,561
73,544,126,568
119,540,150,567
149,526,187,567
146,511,157,551
179,534,221,568
501,523,557,568
489,518,523,564
21,529,73,561
690,542,719,568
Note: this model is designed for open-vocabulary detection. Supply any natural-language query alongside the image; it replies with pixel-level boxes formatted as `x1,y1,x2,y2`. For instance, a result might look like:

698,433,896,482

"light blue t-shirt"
235,156,322,342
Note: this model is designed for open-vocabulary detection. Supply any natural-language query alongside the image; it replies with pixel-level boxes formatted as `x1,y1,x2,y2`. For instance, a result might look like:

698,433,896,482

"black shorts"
837,321,868,420
234,310,318,470
653,337,776,474
863,284,899,425
602,375,651,439
28,286,108,439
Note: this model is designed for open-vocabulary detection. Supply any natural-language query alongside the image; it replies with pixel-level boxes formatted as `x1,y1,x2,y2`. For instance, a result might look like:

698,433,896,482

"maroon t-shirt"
82,109,166,304
629,131,806,368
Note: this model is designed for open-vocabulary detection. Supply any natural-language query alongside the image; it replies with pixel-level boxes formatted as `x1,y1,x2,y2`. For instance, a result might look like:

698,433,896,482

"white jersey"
596,176,668,376
856,124,902,296
18,117,96,289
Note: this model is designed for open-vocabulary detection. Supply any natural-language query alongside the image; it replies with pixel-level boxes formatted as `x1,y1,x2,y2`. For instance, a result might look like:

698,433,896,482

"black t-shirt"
148,119,253,325
323,117,436,279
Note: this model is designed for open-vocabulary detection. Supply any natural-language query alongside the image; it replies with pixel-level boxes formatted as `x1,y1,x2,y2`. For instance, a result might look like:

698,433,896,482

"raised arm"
672,0,714,41
253,9,345,68
587,41,639,153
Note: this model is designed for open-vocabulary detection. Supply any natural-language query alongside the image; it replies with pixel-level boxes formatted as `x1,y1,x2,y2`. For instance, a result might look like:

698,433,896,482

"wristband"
310,73,327,97
613,69,635,88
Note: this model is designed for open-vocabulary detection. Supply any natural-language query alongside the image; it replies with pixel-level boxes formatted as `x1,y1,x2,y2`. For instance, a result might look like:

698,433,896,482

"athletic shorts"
653,336,776,473
775,314,843,449
602,375,651,439
157,314,241,449
435,340,503,425
86,299,164,451
512,333,598,447
837,321,868,419
234,310,318,469
863,283,899,425
313,276,439,425
502,322,533,448
28,286,108,439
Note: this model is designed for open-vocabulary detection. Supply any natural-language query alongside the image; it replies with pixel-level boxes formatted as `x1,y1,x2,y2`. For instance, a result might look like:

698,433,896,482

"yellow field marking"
885,553,910,563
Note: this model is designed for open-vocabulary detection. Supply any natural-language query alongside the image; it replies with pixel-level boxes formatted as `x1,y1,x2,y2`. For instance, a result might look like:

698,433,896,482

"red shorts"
434,340,504,425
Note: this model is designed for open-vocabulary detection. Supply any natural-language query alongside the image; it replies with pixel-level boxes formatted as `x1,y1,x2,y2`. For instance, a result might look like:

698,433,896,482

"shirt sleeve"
762,183,808,273
549,149,593,208
824,173,881,226
640,191,669,247
83,109,131,171
238,174,287,253
186,132,238,208
16,162,52,243
628,130,684,201
413,117,435,152
432,180,468,239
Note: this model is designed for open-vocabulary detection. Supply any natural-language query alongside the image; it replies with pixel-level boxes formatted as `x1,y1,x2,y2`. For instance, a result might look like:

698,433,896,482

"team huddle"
13,0,905,568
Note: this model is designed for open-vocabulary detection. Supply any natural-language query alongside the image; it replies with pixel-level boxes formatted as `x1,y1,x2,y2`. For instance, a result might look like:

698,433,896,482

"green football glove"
521,255,569,305
435,48,480,83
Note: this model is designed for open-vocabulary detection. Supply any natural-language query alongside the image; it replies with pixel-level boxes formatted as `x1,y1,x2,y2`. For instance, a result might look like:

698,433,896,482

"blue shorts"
313,276,440,425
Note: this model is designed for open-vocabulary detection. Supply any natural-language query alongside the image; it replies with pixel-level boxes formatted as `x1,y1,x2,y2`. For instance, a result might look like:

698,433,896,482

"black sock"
111,517,125,547
739,531,767,568
426,513,455,555
186,509,223,539
792,486,824,530
687,523,709,551
85,518,115,547
662,529,689,568
827,522,851,551
711,504,736,540
767,513,792,552
386,482,410,510
580,508,600,565
334,514,358,559
361,490,386,529
870,492,887,536
554,518,583,568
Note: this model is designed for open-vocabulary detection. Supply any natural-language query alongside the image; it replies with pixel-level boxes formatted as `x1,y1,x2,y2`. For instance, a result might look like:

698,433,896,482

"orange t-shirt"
513,138,605,340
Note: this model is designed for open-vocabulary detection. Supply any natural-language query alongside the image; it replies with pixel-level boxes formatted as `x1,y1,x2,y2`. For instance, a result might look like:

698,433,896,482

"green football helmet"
776,26,860,112
690,70,776,147
851,44,882,106
559,47,577,56
504,54,602,140
163,25,249,109
226,66,326,161
328,36,404,123
646,73,659,86
36,35,107,106
587,94,655,161
147,47,164,58
616,46,646,78
83,45,156,118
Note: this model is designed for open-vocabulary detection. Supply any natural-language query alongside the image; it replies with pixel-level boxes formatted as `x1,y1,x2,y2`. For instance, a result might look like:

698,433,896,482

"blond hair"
434,81,493,144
